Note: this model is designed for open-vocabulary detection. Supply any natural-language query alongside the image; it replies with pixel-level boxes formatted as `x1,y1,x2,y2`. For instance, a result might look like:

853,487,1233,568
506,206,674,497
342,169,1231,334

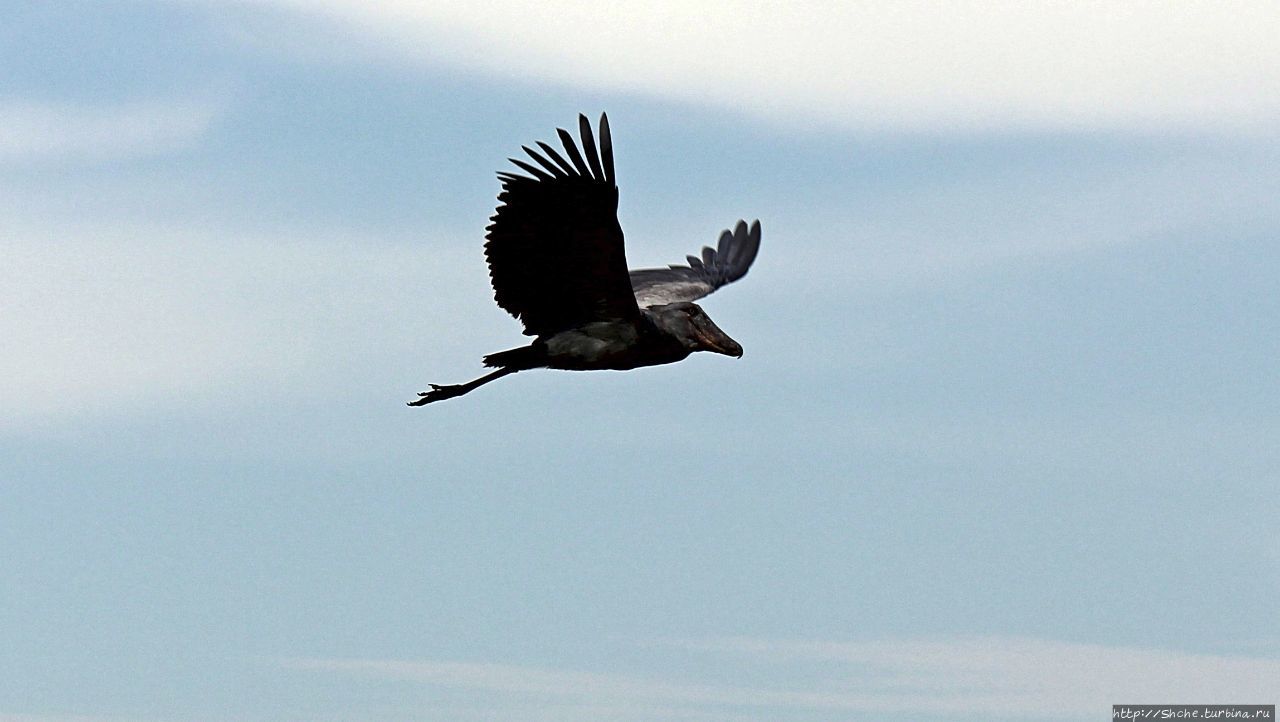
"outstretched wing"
629,219,761,308
485,113,641,337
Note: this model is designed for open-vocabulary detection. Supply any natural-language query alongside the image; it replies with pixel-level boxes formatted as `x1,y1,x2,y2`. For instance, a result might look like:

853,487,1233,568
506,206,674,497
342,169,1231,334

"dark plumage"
409,113,761,406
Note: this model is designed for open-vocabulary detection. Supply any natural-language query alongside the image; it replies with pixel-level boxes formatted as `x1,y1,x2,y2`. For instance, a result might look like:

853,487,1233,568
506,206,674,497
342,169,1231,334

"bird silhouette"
410,113,760,406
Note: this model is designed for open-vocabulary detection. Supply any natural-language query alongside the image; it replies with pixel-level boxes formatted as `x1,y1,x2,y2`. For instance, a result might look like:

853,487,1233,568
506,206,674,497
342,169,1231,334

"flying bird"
409,113,761,406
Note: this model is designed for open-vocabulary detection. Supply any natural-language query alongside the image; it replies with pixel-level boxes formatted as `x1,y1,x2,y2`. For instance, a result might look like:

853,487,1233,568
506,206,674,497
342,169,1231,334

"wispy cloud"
670,636,1280,713
232,0,1280,133
0,97,221,162
292,636,1280,720
760,147,1280,300
5,134,1274,429
0,219,478,429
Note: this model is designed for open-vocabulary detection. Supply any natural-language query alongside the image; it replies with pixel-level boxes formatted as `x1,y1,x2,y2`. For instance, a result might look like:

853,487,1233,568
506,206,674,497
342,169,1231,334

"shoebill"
409,113,761,406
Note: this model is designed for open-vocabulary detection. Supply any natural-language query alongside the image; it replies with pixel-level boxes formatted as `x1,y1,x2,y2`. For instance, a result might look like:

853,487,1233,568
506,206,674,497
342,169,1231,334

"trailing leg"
407,367,519,406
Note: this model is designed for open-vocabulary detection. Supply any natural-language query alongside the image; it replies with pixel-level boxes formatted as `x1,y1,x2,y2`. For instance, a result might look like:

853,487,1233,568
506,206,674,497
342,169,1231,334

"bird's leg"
407,367,518,406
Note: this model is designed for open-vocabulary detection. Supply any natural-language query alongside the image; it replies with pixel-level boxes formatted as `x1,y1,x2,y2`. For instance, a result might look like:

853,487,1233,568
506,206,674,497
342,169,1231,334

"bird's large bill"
693,323,743,357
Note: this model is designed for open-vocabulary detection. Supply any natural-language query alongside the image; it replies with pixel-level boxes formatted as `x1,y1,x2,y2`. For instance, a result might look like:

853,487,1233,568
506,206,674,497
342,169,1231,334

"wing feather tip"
598,113,615,185
578,113,605,181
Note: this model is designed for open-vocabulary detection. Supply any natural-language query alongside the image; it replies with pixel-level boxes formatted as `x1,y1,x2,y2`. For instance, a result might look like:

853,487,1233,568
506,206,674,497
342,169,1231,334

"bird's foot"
406,383,466,406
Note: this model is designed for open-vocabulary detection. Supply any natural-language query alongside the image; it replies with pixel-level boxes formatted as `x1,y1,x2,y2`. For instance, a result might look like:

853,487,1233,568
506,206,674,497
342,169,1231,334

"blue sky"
3,2,1279,720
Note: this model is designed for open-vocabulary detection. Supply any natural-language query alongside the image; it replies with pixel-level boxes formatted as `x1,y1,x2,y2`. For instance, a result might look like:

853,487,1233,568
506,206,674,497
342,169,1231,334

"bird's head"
651,302,743,358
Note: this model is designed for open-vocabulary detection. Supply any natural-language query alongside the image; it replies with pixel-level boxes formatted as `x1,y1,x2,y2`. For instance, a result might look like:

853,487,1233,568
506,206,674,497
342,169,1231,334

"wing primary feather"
686,255,704,270
701,246,715,266
556,127,591,176
522,145,567,177
507,158,554,181
535,141,577,175
578,114,605,181
727,221,748,268
725,220,761,281
742,220,762,269
728,224,746,265
599,113,614,185
717,229,734,260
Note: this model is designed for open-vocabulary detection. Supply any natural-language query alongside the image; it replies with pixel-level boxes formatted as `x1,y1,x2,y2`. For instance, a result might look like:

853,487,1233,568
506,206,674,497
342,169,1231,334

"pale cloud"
292,636,1280,720
673,636,1280,712
758,147,1280,301
234,0,1280,132
0,218,480,430
0,97,221,162
5,138,1273,430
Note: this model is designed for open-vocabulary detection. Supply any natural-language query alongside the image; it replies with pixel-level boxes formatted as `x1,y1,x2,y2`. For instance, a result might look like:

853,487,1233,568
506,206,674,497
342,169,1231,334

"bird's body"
410,114,760,406
538,316,682,371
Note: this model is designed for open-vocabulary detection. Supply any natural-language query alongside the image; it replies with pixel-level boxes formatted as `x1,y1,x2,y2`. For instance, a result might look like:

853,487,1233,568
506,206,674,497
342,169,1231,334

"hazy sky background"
3,2,1279,721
